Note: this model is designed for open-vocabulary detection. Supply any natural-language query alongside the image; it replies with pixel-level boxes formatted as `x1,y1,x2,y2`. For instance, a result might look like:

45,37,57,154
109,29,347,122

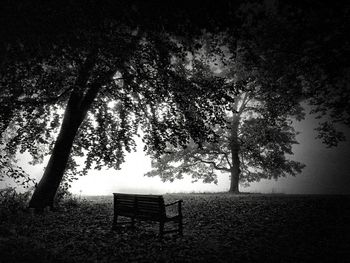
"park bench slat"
116,202,134,206
137,207,163,212
138,202,163,206
137,203,163,210
112,193,183,237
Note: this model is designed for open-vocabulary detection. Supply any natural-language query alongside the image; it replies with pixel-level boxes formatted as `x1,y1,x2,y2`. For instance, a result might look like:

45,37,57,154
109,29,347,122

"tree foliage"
146,0,350,190
0,0,349,201
235,0,350,145
0,0,240,207
146,56,305,190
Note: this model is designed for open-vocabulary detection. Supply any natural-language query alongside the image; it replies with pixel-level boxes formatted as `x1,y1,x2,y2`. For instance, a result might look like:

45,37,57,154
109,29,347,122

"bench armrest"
165,199,183,207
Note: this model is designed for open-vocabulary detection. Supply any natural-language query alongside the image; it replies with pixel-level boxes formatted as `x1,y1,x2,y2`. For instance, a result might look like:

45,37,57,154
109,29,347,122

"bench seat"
112,193,183,236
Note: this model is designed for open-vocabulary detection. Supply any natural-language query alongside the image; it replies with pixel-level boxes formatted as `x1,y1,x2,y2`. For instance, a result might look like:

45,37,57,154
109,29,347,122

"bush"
61,195,80,208
0,187,31,220
53,183,82,209
53,181,73,207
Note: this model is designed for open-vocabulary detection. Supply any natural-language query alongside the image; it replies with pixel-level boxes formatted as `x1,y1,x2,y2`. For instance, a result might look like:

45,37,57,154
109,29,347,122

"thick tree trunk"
28,95,86,210
229,167,240,193
229,114,240,194
28,49,100,210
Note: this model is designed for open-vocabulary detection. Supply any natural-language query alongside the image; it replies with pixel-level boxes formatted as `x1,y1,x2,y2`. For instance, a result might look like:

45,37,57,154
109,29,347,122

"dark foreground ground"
1,193,350,262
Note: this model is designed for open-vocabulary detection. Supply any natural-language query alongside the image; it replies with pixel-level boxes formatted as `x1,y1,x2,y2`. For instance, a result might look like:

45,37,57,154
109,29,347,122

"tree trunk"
28,49,100,210
229,167,240,193
229,114,240,193
28,94,86,210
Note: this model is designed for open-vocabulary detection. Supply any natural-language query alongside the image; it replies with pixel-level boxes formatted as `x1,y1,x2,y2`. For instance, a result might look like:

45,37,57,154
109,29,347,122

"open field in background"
1,193,350,262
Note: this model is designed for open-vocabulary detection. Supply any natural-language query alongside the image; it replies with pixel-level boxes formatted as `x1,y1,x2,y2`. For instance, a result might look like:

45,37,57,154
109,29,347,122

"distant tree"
146,0,350,192
146,58,305,193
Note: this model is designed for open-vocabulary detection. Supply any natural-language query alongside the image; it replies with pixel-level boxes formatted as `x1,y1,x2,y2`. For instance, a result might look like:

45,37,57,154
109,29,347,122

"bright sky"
2,113,350,195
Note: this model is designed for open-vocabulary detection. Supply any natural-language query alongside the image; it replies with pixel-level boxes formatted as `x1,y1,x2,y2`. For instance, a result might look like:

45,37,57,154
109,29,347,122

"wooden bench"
112,193,183,237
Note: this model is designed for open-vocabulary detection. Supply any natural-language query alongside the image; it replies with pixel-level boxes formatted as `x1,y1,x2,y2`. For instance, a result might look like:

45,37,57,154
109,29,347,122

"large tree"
0,1,237,210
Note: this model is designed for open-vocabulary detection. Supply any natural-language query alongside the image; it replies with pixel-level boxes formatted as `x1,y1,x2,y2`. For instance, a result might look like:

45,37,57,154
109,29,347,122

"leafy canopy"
0,0,236,185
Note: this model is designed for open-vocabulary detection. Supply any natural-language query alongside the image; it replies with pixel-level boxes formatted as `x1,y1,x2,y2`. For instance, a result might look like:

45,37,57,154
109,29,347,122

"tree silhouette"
0,0,349,207
0,1,237,210
146,57,305,193
146,0,350,192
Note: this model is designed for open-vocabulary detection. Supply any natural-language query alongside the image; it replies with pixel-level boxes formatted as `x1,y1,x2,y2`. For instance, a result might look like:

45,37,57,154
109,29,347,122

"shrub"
53,181,73,207
53,182,82,209
61,195,80,208
0,187,31,220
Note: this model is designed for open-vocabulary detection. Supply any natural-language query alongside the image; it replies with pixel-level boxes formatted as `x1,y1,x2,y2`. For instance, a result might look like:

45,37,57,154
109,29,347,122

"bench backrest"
113,193,166,221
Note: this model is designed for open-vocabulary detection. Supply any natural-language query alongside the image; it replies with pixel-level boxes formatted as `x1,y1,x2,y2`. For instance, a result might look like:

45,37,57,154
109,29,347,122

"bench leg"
159,221,164,237
131,218,135,230
179,217,183,236
112,215,118,230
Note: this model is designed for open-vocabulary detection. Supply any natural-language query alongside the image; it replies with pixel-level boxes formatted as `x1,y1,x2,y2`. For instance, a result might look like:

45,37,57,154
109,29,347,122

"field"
1,193,350,262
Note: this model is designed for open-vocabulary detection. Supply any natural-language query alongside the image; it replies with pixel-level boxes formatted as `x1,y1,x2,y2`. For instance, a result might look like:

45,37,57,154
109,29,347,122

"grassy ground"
1,193,350,262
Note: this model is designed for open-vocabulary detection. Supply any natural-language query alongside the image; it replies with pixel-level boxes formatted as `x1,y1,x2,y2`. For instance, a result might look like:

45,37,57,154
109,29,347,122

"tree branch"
179,161,201,169
80,69,117,114
238,92,250,115
14,87,73,106
192,156,230,172
224,152,232,168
